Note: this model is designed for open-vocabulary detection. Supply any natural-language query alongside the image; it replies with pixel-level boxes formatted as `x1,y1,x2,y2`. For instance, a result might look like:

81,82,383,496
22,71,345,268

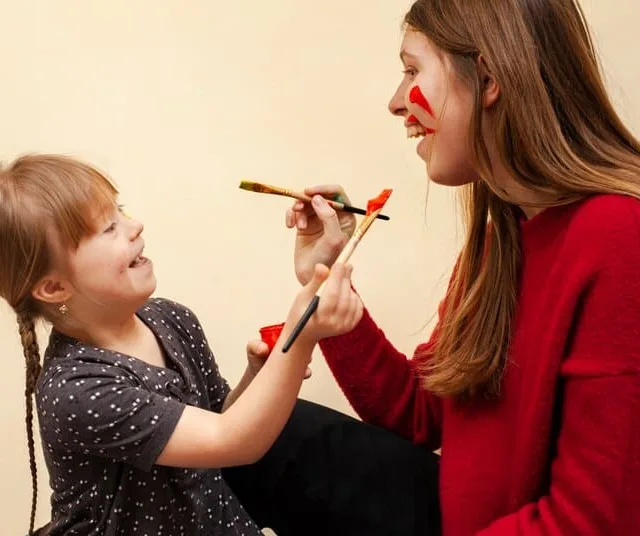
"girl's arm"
39,263,362,470
157,333,313,467
157,263,361,468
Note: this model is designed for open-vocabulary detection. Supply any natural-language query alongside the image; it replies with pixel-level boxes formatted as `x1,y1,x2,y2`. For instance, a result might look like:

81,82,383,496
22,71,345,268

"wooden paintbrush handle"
281,208,382,353
315,209,380,296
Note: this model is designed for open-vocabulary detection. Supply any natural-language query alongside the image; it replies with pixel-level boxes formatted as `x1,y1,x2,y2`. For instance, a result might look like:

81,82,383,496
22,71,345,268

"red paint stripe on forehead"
409,85,435,118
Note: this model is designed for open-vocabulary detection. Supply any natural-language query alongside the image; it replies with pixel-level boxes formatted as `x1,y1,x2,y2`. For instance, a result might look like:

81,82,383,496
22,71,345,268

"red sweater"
319,194,640,535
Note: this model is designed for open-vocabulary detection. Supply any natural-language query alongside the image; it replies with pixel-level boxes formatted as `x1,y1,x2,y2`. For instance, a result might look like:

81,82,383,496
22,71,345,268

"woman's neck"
518,204,547,220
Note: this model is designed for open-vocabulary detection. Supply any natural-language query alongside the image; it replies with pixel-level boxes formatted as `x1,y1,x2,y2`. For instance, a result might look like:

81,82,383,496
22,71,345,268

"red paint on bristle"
366,189,393,215
409,86,435,118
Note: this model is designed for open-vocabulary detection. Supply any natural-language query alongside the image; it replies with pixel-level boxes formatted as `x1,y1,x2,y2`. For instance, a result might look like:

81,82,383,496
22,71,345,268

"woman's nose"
388,85,407,117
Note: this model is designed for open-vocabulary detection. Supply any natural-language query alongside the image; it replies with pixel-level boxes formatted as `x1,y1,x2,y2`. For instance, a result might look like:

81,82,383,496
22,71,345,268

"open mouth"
129,248,149,268
407,115,435,139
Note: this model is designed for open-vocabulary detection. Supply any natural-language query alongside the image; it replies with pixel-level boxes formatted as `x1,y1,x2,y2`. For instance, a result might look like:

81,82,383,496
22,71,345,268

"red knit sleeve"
318,307,443,450
477,200,640,535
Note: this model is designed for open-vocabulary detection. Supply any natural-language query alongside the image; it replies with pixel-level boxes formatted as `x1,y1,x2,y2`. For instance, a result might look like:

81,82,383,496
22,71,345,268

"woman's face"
389,29,480,187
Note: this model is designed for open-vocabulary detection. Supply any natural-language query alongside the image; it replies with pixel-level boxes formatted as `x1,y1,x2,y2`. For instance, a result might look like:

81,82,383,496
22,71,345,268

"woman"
286,0,640,534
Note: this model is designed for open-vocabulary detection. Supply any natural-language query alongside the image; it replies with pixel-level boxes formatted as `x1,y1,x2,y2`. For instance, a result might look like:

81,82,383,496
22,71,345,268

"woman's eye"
403,68,417,77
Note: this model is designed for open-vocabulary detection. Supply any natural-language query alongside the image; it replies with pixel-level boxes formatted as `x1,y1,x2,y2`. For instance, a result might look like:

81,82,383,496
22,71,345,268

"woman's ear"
477,54,500,108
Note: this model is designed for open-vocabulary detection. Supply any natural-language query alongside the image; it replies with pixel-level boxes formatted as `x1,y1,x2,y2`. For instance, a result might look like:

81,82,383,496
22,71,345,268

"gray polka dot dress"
36,298,263,535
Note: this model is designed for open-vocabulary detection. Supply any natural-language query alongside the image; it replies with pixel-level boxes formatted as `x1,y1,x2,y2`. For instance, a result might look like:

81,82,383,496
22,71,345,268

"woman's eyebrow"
400,50,419,62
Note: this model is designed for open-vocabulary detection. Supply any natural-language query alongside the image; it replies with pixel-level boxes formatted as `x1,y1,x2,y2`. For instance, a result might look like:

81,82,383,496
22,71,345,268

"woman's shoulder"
570,193,640,233
550,194,640,256
562,193,640,272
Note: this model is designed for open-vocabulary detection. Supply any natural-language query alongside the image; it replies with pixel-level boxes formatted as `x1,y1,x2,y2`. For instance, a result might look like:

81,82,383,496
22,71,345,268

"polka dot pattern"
36,298,262,535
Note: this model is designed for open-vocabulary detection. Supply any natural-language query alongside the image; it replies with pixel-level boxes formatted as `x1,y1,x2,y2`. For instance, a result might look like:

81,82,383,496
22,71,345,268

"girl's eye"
117,203,131,219
104,222,116,233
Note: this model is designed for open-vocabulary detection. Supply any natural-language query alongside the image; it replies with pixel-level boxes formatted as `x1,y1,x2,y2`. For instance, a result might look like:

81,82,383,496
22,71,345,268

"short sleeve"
204,349,231,413
37,359,185,471
152,298,231,412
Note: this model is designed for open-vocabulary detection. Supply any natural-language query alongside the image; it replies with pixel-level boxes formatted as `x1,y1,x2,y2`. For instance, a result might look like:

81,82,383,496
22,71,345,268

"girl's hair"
406,0,640,398
0,154,117,534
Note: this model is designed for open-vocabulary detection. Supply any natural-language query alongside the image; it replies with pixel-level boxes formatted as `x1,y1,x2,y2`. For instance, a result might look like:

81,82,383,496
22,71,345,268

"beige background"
0,0,637,532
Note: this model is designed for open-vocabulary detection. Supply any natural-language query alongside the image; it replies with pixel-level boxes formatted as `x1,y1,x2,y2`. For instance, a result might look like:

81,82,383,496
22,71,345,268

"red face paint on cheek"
409,85,435,118
407,114,436,134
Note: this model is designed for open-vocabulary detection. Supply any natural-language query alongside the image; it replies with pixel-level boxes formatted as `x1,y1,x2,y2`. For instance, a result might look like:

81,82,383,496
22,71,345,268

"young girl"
0,153,362,535
286,0,640,534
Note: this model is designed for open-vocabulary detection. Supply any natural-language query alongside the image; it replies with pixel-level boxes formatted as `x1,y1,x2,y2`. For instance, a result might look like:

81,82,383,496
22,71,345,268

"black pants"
222,399,441,536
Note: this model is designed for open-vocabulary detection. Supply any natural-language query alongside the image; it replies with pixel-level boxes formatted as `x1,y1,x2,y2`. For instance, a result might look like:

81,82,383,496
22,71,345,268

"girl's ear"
31,272,72,306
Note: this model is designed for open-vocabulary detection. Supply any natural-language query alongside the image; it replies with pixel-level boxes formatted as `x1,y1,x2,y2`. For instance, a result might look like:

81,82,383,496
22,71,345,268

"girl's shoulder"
141,297,204,330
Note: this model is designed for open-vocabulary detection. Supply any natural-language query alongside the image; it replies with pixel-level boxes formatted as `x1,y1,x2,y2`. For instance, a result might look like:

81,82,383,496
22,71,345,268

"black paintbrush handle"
282,295,320,353
341,204,390,221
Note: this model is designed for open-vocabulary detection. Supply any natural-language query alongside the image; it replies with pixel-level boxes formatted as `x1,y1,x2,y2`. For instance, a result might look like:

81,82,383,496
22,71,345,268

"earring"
59,304,69,316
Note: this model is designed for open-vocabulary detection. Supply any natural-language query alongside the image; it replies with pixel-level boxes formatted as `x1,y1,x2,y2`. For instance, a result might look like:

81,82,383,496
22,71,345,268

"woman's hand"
286,185,356,285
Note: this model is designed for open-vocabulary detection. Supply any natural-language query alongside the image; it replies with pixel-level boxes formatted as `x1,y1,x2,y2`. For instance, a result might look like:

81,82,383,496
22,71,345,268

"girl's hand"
285,262,363,348
246,339,312,379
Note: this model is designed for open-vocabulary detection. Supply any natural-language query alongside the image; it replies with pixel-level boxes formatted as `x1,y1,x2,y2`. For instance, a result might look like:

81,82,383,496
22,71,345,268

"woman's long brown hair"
0,154,117,534
406,0,640,398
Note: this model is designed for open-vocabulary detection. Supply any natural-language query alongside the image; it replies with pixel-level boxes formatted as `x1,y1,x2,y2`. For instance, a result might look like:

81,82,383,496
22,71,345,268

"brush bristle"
239,180,258,191
240,180,276,194
366,188,393,214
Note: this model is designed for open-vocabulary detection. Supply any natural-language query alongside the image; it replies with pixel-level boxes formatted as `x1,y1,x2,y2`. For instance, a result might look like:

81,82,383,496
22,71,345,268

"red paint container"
259,322,285,355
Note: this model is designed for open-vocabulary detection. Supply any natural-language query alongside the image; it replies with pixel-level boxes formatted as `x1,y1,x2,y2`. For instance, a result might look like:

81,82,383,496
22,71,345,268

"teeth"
407,125,426,138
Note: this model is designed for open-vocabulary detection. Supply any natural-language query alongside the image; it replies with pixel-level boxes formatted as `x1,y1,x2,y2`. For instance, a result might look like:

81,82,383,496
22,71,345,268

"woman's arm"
320,306,444,450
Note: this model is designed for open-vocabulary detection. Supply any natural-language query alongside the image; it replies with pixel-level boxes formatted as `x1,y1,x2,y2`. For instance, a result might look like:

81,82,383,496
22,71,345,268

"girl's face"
36,203,157,322
388,29,480,186
68,205,156,311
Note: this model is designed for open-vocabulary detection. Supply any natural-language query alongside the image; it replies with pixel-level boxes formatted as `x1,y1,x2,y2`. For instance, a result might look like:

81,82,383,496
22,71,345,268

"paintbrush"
282,188,393,353
239,180,390,221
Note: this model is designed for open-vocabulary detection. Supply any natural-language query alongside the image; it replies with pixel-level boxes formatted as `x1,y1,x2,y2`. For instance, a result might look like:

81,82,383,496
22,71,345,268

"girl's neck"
56,312,143,352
